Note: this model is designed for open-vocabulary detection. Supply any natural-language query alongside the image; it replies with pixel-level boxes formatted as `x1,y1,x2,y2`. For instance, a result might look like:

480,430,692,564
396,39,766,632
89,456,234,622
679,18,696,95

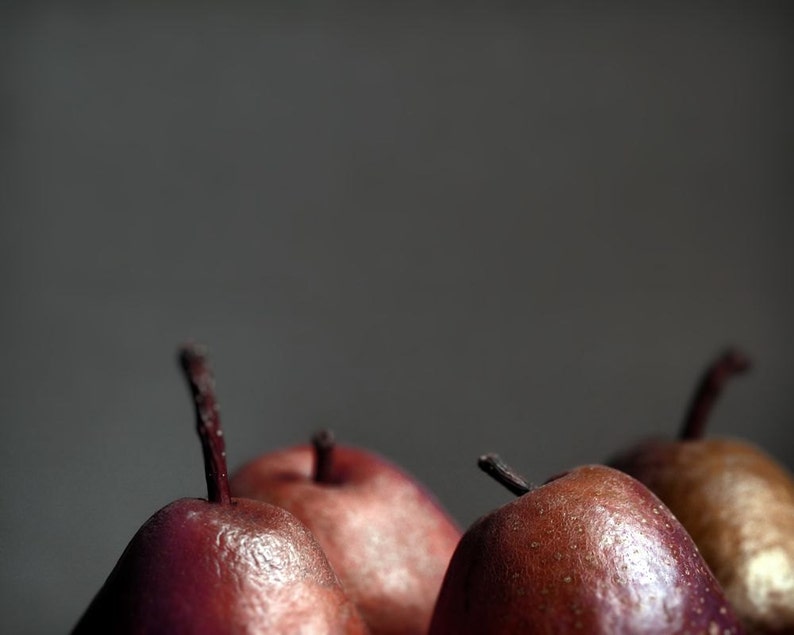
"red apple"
230,429,461,635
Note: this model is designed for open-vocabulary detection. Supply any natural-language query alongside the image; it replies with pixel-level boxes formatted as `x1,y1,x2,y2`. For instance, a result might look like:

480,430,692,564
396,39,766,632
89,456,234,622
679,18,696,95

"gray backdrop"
2,2,793,633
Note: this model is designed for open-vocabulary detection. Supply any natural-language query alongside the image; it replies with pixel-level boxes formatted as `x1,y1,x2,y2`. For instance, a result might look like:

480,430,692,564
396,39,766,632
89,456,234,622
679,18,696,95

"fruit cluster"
72,344,794,634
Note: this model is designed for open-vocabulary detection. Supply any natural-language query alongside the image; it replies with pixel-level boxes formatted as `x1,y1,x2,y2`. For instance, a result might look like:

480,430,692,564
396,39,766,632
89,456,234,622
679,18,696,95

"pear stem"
178,343,232,505
679,348,751,441
312,429,335,483
478,454,533,496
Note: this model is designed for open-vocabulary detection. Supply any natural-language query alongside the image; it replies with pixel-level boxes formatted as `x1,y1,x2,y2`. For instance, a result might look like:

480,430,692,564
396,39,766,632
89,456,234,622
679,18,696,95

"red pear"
230,429,462,635
610,349,794,634
73,344,368,635
429,455,744,635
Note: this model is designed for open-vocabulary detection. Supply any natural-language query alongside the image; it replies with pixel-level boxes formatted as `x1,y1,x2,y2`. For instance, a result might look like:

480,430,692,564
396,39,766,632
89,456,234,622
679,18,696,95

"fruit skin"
611,438,794,634
428,464,744,635
72,498,369,634
72,344,369,634
609,349,794,634
230,438,462,635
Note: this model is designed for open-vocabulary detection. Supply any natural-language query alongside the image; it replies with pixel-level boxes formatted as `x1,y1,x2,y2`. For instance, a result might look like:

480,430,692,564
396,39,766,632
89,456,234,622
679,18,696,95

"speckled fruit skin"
72,498,369,635
428,465,744,635
230,444,462,635
612,438,794,635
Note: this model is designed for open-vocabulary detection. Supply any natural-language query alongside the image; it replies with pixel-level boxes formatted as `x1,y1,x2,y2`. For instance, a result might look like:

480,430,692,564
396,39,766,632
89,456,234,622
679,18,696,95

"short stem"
478,454,533,496
312,429,335,483
679,348,751,441
178,343,232,505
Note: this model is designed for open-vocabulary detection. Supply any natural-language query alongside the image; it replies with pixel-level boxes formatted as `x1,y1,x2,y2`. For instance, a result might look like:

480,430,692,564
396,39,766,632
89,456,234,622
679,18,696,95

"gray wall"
2,2,793,633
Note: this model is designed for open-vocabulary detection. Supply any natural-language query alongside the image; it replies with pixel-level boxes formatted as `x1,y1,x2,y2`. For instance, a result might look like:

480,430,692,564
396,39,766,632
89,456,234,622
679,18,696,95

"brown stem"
178,343,232,505
679,348,751,441
478,454,533,496
312,429,335,483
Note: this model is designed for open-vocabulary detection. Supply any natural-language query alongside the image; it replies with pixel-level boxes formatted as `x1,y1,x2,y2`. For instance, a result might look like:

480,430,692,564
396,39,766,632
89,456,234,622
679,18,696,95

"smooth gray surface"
2,3,793,633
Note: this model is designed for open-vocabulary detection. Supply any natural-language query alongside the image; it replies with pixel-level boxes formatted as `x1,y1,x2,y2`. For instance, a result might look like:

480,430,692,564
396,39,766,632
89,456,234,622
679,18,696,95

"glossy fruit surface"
611,350,794,634
429,459,744,635
72,344,368,635
73,498,368,634
231,430,461,635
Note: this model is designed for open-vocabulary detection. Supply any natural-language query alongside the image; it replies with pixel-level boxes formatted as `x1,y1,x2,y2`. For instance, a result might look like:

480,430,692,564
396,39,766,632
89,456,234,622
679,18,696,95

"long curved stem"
679,348,751,441
178,343,232,505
